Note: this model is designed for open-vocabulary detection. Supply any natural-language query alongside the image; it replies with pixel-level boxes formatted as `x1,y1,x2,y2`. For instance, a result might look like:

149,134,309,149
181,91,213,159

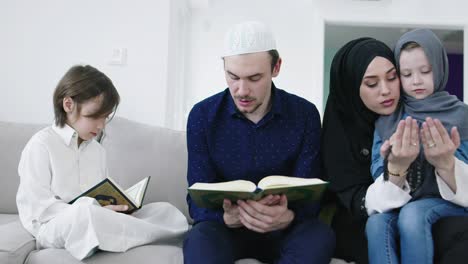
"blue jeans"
183,218,335,264
366,198,468,264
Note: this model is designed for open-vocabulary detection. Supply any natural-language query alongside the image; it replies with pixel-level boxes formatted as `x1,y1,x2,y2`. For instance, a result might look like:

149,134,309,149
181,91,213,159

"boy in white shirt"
16,65,188,260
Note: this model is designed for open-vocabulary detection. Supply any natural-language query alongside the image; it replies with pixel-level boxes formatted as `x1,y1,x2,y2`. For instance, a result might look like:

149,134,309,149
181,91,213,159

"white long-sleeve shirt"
366,157,468,216
16,124,107,236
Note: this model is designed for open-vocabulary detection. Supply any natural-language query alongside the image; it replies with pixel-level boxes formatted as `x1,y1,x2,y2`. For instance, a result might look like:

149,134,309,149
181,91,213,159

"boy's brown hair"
53,65,120,127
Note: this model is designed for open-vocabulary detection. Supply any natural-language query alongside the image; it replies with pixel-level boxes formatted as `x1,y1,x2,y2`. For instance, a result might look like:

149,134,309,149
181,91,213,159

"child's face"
65,95,109,145
399,47,435,99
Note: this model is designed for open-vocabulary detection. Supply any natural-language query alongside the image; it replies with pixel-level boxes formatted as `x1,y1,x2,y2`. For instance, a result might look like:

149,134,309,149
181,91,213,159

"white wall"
184,0,468,127
184,0,321,124
2,0,468,130
165,0,190,129
0,0,173,126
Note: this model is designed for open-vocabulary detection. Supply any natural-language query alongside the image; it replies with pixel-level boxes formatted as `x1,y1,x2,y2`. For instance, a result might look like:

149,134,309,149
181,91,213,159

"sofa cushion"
25,245,183,264
102,117,191,220
0,213,20,225
25,245,265,264
0,217,36,264
89,245,183,264
0,121,45,214
25,248,81,264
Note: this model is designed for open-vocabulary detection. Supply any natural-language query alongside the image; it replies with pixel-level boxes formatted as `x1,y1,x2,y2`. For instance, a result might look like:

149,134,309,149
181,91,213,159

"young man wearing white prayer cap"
183,21,335,263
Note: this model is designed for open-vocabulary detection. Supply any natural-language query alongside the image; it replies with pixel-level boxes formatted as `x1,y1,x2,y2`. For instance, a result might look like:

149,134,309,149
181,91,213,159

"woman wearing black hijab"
322,37,468,264
321,37,400,264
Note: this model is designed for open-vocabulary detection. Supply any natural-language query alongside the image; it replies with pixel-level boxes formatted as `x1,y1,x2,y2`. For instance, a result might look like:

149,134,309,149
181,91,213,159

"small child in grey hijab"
366,29,468,264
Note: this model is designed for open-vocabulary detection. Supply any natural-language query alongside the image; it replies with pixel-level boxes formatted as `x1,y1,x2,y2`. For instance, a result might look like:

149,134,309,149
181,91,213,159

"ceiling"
325,24,464,54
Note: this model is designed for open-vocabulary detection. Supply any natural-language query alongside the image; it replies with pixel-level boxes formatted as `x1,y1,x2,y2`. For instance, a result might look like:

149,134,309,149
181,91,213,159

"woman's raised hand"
421,117,460,191
381,116,420,175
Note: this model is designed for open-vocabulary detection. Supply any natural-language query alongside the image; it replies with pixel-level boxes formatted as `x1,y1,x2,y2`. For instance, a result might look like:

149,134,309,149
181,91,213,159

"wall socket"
109,48,127,65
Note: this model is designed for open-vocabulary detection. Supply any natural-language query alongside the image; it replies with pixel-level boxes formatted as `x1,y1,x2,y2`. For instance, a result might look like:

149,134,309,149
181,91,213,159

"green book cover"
68,176,151,214
188,176,328,209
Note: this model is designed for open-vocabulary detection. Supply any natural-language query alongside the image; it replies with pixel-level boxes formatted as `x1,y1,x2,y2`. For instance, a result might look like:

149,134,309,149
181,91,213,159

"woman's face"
359,56,400,115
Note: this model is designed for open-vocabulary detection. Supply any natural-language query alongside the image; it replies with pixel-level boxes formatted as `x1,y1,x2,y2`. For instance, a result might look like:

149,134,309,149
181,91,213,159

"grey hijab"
376,28,468,140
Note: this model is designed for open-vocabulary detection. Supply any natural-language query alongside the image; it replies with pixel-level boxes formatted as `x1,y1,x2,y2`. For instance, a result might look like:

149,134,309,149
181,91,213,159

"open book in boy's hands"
188,175,328,209
69,176,151,214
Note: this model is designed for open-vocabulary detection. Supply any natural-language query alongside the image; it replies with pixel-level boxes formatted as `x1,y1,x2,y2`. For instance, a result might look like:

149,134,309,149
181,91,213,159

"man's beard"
238,102,262,114
236,96,262,114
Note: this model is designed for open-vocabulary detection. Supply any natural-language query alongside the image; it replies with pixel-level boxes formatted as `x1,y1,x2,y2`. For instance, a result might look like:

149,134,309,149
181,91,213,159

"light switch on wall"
109,48,127,65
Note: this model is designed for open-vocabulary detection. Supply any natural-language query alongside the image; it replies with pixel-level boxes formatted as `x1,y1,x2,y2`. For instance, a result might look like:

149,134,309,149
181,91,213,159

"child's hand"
104,204,129,212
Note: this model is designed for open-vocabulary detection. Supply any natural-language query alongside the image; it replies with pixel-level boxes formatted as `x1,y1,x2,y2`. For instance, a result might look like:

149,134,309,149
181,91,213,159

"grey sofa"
0,117,349,264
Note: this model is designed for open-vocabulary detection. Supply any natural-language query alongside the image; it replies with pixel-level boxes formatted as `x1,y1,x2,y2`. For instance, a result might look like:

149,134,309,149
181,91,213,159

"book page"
125,176,150,207
258,175,326,190
69,178,138,212
189,180,257,193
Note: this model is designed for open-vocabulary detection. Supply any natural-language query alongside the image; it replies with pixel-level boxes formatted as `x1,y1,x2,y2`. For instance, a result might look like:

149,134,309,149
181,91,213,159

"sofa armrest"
0,220,36,264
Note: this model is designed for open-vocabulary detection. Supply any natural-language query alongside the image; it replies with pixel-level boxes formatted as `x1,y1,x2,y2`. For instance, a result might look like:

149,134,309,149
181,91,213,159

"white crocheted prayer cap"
222,21,276,58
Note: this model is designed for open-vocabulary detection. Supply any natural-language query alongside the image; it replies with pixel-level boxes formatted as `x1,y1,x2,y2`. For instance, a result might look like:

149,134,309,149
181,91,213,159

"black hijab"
322,38,396,214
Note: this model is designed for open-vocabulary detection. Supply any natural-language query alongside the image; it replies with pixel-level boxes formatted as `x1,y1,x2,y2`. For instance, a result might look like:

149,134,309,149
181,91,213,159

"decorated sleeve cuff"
365,174,412,216
437,158,468,207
